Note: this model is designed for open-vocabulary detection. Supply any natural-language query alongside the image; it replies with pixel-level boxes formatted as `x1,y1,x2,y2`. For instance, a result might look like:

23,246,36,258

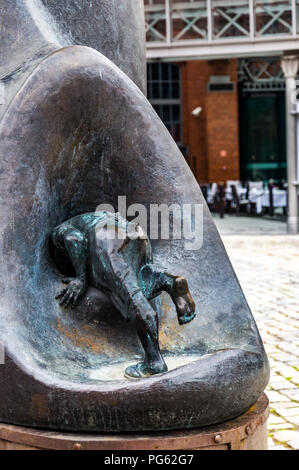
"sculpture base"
0,394,269,451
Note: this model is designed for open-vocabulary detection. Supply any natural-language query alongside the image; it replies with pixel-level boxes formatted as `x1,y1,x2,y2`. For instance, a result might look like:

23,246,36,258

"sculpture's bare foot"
125,361,168,379
173,277,196,326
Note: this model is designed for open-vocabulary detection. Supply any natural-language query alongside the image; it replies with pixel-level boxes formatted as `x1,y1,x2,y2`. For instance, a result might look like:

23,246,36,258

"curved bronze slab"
0,46,269,431
0,0,146,121
0,394,269,450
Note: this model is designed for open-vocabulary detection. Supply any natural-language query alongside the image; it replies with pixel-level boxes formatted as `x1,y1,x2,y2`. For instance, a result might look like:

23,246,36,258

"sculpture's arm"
53,224,88,307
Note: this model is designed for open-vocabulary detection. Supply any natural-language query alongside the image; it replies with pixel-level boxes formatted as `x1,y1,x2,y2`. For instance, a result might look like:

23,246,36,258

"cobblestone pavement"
214,213,287,236
221,234,299,450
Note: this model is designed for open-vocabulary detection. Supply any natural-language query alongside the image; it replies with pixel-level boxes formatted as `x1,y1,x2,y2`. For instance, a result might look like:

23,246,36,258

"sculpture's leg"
89,246,167,379
139,265,196,326
125,291,168,379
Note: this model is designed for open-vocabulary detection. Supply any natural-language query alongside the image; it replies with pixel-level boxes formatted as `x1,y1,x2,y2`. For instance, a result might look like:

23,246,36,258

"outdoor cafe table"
259,189,287,213
244,188,287,214
209,187,287,214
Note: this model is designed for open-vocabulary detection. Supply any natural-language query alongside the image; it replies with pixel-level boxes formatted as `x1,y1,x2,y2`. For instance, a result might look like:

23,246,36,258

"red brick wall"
181,59,240,183
181,60,209,182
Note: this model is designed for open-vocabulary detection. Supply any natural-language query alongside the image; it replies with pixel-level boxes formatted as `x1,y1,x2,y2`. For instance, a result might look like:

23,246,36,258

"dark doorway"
239,92,287,183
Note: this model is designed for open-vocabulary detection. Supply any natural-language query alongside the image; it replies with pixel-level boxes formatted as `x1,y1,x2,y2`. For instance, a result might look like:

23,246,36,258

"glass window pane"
151,63,160,80
255,1,292,36
162,64,169,80
162,82,170,98
152,82,160,99
172,0,208,41
173,105,181,121
171,82,180,99
162,105,171,121
212,0,250,39
171,64,179,80
147,63,182,144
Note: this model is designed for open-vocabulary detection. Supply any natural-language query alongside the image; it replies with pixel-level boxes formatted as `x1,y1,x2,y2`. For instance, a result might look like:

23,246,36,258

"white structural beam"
207,0,212,41
295,102,299,185
165,0,171,44
147,37,299,61
249,0,255,40
292,0,297,37
281,55,299,234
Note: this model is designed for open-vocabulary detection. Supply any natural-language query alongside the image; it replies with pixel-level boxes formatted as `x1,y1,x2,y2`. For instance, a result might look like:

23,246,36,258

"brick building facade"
148,56,286,186
181,58,240,184
145,0,297,232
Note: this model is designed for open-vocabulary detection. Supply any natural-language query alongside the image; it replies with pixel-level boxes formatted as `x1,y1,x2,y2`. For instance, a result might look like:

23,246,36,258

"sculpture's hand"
172,277,196,326
56,277,87,308
177,294,196,325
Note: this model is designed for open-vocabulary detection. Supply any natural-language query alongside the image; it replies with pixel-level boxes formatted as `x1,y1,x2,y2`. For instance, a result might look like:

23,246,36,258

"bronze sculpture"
52,211,195,378
0,0,269,433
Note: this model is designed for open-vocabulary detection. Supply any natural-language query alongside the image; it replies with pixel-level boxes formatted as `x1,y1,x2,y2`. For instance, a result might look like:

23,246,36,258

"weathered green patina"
52,211,195,378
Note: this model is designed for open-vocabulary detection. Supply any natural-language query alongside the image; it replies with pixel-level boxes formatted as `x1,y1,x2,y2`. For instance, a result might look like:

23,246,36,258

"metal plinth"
0,393,269,451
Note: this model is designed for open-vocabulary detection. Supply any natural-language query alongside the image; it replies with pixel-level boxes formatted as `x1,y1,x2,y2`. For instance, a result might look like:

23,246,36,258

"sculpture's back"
0,0,269,432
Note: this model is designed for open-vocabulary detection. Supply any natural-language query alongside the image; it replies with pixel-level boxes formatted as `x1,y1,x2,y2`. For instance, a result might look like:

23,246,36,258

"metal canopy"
239,57,286,91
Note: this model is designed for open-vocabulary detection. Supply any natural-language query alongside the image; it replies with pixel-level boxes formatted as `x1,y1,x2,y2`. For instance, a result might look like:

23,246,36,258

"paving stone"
269,373,287,383
218,231,299,451
268,414,287,425
271,354,297,362
268,437,276,449
282,390,299,401
273,430,299,450
276,407,299,417
271,445,289,450
274,366,298,377
287,415,299,426
286,361,299,367
273,402,299,410
269,423,295,431
267,391,291,403
270,381,298,391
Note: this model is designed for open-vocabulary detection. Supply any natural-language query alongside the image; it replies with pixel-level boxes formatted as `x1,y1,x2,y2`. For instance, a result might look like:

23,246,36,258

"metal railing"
145,1,299,59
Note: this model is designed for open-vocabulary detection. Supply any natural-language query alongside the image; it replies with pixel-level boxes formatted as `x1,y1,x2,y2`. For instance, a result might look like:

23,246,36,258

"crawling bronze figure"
52,211,196,379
